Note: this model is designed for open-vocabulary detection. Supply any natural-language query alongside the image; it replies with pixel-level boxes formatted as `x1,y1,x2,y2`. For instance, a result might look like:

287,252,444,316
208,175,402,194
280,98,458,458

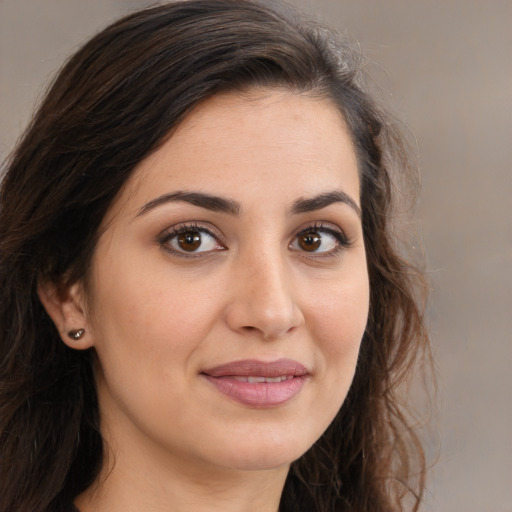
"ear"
37,278,94,350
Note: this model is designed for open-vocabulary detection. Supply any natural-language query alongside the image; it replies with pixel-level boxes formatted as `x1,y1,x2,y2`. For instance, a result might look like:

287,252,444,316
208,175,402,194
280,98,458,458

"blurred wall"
1,1,511,511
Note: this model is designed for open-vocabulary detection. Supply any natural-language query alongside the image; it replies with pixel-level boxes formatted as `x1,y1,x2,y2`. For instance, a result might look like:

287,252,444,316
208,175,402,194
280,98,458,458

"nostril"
225,298,304,341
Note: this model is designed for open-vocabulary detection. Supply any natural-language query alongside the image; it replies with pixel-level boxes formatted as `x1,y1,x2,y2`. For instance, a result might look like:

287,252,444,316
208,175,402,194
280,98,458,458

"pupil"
300,232,321,252
178,231,201,251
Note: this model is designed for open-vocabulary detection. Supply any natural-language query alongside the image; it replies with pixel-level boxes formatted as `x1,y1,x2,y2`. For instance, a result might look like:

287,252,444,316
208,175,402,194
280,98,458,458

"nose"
224,251,305,341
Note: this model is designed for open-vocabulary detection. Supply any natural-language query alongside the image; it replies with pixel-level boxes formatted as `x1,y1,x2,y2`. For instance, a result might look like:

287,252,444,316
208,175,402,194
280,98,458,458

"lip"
201,358,309,407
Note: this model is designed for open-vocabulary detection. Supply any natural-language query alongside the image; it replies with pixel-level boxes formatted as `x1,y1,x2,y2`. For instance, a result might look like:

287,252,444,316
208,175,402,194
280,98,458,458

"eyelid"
289,222,352,256
157,221,227,257
156,220,352,260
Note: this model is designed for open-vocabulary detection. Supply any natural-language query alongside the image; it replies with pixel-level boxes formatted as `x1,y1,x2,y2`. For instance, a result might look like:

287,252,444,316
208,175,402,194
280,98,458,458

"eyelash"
158,222,225,259
292,223,352,259
157,221,351,259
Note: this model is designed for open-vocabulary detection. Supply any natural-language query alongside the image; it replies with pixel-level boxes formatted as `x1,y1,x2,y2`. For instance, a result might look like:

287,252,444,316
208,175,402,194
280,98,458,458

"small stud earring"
67,328,85,340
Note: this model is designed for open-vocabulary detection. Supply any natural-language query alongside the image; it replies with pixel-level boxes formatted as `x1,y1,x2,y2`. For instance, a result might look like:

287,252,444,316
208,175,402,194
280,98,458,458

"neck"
74,440,289,512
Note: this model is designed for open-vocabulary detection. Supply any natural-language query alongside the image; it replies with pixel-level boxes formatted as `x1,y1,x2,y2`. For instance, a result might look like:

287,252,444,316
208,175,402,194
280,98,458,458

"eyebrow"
291,191,361,218
137,191,241,217
137,189,361,218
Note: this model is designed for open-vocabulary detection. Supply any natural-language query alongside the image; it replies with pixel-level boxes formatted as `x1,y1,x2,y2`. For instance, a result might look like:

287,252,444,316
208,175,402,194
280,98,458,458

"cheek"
308,266,369,390
87,268,223,429
90,271,221,363
311,266,369,346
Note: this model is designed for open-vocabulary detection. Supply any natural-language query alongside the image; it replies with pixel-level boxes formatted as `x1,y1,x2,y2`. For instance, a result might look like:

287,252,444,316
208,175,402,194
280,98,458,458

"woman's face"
81,89,369,474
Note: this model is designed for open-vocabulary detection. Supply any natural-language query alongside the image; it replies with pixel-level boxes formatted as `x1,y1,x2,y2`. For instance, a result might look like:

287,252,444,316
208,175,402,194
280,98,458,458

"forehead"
110,88,360,218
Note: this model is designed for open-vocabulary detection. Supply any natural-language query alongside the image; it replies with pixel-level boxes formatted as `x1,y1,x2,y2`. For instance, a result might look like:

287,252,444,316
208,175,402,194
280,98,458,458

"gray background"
1,1,511,510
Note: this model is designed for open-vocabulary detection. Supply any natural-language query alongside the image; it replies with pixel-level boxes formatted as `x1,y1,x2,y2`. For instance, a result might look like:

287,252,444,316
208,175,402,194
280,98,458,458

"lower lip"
203,375,308,407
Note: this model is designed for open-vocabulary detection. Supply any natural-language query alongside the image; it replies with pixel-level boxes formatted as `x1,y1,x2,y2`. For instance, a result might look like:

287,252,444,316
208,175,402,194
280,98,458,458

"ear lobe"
37,279,94,349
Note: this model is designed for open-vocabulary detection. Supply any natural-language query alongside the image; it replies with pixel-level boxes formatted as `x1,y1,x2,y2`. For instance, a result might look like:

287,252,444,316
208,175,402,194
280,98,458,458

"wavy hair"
0,1,430,510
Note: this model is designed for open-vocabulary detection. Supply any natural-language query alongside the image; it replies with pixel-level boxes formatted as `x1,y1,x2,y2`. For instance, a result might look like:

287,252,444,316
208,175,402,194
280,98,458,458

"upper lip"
202,358,309,378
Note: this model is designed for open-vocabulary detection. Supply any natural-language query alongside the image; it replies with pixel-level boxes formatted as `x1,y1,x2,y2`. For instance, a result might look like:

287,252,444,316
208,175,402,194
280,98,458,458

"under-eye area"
290,222,352,257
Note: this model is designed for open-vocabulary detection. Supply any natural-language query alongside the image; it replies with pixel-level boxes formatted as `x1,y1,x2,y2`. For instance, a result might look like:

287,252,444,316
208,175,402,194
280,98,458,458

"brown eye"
290,226,345,255
298,231,322,252
162,227,223,255
177,231,202,251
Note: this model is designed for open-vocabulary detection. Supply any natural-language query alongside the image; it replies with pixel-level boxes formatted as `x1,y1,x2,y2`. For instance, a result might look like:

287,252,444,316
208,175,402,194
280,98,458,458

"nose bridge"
226,244,303,340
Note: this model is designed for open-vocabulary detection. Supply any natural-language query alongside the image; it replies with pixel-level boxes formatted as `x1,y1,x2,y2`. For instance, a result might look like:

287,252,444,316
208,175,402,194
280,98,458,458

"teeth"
248,376,266,383
265,376,284,383
232,375,291,383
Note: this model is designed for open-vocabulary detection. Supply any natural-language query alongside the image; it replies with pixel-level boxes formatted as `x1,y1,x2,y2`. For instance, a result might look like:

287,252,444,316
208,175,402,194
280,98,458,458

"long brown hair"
0,1,429,510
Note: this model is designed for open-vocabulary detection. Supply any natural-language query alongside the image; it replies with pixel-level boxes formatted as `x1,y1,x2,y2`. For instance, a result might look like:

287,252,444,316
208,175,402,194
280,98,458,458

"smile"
201,359,309,407
232,375,293,383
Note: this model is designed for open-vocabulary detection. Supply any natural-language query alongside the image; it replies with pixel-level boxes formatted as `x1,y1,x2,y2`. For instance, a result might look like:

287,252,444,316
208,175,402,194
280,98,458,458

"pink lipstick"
201,359,309,407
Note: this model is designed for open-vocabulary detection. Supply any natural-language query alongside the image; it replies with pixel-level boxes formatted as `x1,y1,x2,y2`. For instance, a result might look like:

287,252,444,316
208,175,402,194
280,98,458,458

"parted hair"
0,1,429,511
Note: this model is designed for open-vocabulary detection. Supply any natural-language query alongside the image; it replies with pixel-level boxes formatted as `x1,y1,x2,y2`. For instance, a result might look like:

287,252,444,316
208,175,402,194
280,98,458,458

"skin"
40,88,369,512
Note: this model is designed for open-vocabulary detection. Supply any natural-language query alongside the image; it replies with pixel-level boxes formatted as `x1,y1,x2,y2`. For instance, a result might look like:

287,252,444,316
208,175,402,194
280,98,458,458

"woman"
0,1,430,511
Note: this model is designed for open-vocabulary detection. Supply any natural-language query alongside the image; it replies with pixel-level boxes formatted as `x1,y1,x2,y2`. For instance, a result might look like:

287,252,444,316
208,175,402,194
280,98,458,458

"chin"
208,427,316,472
220,450,297,472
